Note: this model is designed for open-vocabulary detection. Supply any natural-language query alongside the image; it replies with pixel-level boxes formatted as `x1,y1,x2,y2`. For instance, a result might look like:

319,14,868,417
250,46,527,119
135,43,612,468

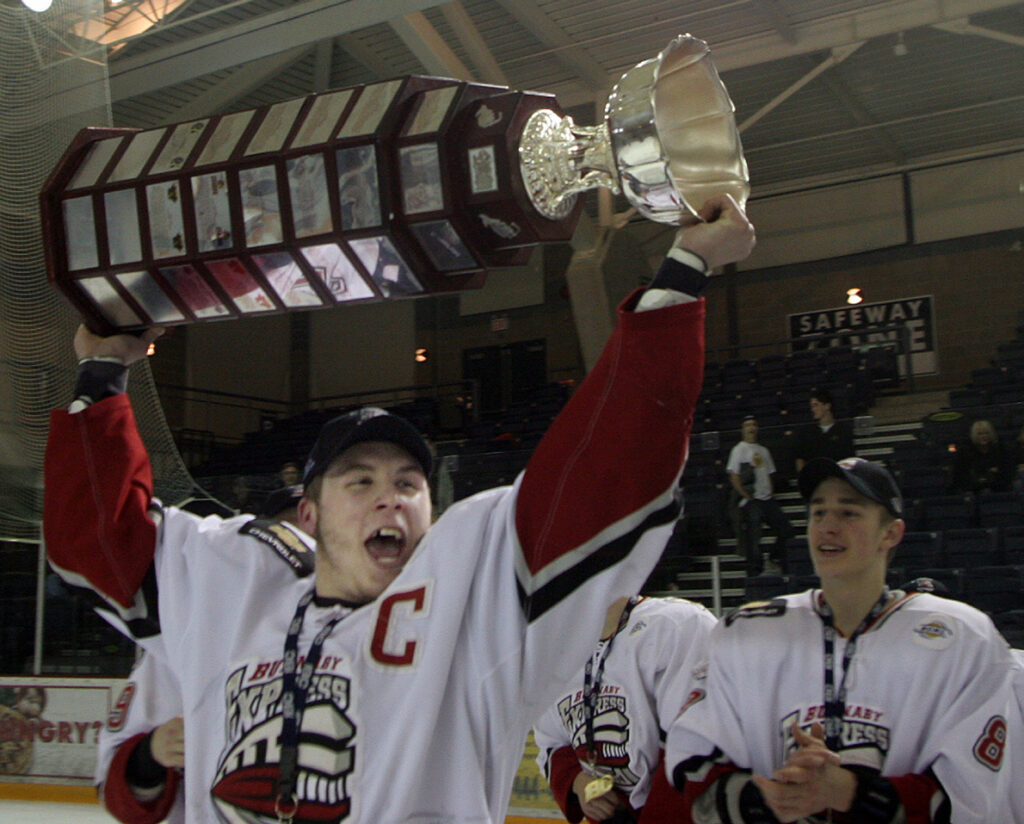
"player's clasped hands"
571,771,622,823
751,722,854,823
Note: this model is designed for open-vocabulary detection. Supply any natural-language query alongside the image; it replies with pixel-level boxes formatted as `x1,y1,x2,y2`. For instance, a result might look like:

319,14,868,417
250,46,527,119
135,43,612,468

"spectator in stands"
277,460,302,488
951,419,1013,493
793,389,854,472
224,475,259,514
727,416,794,576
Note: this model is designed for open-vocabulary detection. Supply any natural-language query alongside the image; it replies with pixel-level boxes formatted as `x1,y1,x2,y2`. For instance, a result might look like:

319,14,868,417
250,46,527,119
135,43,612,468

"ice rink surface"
0,800,122,822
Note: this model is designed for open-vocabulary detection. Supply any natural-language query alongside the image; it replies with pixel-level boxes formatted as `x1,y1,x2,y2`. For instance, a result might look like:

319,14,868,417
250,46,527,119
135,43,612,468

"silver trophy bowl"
519,34,749,224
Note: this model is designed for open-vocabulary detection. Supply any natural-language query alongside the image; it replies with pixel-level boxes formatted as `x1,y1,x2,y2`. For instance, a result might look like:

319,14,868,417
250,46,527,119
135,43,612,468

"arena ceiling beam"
492,0,609,93
737,42,864,134
336,32,392,79
107,0,444,103
390,9,473,80
439,1,508,86
162,45,313,124
710,0,1024,72
547,0,1024,109
933,17,1024,47
749,0,799,45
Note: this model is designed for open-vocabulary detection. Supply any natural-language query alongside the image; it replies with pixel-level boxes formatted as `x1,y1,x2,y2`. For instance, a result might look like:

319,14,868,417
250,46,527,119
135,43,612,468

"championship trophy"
40,34,748,335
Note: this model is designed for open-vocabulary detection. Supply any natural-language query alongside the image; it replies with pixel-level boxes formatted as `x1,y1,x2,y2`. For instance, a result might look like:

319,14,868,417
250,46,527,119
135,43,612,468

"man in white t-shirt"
726,416,793,576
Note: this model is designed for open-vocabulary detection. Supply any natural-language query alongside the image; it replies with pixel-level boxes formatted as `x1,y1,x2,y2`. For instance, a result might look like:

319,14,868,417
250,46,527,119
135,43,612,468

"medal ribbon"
276,587,351,823
819,588,889,752
582,597,639,765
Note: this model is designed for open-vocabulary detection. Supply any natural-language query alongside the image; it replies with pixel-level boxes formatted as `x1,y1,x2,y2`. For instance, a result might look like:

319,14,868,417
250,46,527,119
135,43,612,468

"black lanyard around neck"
819,588,889,752
275,587,351,823
582,597,639,763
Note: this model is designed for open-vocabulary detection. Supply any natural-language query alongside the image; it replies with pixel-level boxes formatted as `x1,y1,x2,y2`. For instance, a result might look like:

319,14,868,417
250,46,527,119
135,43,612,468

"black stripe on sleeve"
517,497,680,622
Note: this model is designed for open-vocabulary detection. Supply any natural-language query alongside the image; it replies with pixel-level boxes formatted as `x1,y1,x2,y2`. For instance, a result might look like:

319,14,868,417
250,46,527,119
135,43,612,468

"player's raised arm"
514,195,754,617
45,325,167,611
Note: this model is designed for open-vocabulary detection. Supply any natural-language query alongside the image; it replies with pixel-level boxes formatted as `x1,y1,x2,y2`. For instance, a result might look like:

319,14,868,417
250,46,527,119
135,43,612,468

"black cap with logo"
303,408,433,487
798,456,903,518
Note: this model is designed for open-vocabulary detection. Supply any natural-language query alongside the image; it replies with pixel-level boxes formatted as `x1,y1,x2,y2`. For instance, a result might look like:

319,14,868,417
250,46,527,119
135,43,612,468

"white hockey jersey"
97,651,185,824
46,294,708,824
534,596,716,812
665,589,1022,824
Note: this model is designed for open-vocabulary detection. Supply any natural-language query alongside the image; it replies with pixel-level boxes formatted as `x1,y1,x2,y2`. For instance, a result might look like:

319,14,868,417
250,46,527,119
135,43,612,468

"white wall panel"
738,176,907,270
459,251,544,316
309,299,416,397
910,151,1024,242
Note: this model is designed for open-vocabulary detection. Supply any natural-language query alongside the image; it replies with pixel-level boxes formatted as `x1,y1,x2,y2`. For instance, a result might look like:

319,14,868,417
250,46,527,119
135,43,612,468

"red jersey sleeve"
45,394,157,609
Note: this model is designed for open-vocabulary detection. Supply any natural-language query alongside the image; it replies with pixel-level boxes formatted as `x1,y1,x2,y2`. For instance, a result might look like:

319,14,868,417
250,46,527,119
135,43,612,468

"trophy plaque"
41,34,748,335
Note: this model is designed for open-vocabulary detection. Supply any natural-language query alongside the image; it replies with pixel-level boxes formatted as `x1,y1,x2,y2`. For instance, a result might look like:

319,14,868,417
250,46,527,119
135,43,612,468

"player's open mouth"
365,527,406,563
816,544,844,555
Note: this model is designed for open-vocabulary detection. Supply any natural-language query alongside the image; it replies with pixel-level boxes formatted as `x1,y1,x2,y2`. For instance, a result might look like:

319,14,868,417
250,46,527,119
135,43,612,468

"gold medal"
583,775,615,802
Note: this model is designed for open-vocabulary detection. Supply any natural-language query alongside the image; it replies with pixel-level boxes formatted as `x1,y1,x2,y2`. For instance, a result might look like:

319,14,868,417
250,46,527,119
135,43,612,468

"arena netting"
0,1,196,544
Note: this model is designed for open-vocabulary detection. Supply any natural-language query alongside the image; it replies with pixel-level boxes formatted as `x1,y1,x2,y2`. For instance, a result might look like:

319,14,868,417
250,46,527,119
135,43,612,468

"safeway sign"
788,296,937,376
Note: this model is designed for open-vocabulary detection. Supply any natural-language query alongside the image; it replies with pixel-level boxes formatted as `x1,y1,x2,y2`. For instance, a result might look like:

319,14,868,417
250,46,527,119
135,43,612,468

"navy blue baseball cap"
303,408,432,486
798,456,903,518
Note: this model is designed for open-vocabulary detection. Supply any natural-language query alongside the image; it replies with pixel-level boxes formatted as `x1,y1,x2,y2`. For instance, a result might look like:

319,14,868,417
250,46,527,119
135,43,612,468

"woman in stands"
951,419,1013,493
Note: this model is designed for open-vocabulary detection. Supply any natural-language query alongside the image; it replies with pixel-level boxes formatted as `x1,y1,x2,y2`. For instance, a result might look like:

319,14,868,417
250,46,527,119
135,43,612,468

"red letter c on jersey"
371,586,427,666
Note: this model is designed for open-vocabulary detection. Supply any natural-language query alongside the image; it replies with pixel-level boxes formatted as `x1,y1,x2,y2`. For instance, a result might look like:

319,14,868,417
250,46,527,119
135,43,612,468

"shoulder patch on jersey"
239,518,315,578
629,619,648,635
724,598,787,627
911,612,956,650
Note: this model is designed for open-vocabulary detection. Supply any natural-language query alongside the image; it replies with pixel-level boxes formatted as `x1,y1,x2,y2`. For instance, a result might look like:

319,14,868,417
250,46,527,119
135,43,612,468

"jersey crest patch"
214,660,357,821
911,613,955,649
724,599,786,627
239,519,315,578
556,689,641,789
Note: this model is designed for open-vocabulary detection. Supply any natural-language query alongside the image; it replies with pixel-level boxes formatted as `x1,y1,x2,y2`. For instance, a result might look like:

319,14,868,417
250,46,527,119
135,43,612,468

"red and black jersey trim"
66,565,162,641
517,497,679,622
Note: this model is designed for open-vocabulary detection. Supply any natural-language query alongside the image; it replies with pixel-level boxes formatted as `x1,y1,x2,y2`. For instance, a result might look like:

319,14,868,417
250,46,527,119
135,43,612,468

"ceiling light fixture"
21,0,52,10
893,31,908,57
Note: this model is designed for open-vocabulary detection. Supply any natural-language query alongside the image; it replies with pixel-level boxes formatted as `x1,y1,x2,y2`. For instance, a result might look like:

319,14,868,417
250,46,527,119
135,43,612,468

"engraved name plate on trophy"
41,34,747,334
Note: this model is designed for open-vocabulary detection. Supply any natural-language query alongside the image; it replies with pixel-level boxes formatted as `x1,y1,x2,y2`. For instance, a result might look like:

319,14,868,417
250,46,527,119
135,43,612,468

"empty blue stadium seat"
943,527,1000,568
893,531,942,575
918,495,975,531
964,566,1023,614
976,492,1024,528
784,536,813,577
1002,525,1024,564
